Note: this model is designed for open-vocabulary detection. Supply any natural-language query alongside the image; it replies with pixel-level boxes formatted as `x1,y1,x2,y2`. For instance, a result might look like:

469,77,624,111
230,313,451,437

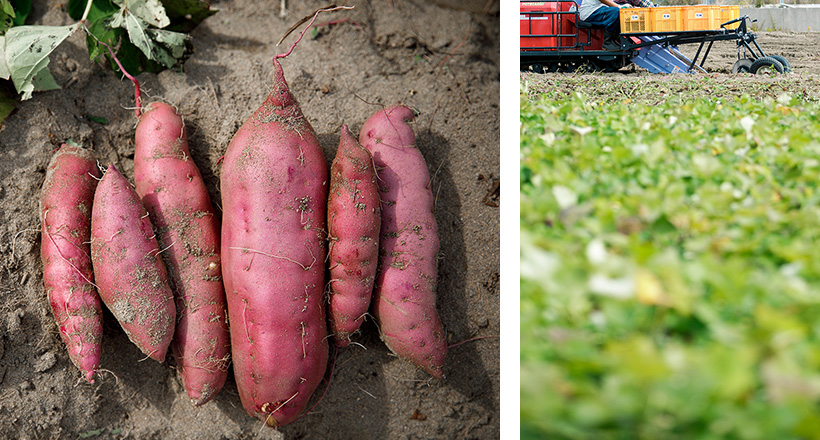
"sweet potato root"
359,105,446,378
327,125,380,347
90,165,176,362
220,58,329,427
40,144,103,383
134,101,229,406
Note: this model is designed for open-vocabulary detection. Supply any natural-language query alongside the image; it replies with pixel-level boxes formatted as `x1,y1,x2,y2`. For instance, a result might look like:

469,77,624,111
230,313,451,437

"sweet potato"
134,102,229,406
90,165,176,362
358,105,446,378
220,58,328,427
327,125,380,347
40,144,103,383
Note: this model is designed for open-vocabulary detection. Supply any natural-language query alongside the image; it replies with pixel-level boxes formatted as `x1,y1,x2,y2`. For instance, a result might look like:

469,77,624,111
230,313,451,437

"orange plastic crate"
719,5,740,30
620,8,651,33
682,5,722,31
650,6,684,32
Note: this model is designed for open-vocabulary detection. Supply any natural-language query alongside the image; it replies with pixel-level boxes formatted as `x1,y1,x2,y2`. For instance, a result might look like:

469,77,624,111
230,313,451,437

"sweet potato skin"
134,102,229,406
359,105,446,378
327,125,380,347
90,165,176,362
40,144,103,383
220,59,328,427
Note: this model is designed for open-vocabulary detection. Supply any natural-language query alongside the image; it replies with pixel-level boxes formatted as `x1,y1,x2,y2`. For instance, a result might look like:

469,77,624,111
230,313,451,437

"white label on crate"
631,14,639,20
695,12,703,18
662,13,671,19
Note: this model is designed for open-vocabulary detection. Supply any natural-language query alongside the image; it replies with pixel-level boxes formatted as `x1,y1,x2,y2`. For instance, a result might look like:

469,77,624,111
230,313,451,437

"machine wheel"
530,63,545,74
768,55,792,73
750,56,785,75
731,58,753,74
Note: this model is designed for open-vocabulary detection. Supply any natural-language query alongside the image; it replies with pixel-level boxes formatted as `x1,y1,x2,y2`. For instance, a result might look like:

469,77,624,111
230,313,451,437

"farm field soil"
0,1,500,439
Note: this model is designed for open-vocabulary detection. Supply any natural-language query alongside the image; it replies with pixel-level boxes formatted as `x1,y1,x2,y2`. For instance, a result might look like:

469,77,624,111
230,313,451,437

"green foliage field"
521,79,820,439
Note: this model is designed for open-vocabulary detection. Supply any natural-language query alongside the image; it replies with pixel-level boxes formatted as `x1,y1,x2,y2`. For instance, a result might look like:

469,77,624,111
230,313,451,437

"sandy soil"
676,30,820,73
0,1,500,439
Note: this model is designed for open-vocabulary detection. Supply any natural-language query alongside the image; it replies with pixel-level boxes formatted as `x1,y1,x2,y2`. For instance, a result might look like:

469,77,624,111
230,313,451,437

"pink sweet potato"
134,102,229,406
40,144,103,383
90,165,176,361
327,125,380,347
220,58,328,427
359,105,446,378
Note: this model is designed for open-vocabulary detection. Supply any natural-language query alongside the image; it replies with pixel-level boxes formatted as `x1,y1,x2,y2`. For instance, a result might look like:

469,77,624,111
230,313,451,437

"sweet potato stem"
275,5,355,59
97,40,143,118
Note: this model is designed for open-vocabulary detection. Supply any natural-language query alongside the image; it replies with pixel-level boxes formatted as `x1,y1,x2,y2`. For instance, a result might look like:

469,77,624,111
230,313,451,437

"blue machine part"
630,35,695,74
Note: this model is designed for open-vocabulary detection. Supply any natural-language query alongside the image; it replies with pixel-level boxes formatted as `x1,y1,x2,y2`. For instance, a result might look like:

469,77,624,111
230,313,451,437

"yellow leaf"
636,269,668,306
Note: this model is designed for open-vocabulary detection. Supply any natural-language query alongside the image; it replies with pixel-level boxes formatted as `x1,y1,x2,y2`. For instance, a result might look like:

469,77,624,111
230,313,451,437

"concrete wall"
740,5,820,32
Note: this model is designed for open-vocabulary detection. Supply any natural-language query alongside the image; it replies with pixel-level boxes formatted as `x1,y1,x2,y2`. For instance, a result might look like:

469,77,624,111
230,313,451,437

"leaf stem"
275,5,354,60
97,39,143,118
80,0,94,23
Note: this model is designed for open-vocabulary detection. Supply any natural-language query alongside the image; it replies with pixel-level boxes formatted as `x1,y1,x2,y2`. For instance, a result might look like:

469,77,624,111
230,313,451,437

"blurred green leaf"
522,86,820,439
84,114,108,124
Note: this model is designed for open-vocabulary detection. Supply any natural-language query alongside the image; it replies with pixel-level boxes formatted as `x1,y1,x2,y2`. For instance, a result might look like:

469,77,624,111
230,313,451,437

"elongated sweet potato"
40,144,103,383
90,165,176,361
221,58,328,427
327,125,380,347
134,102,229,406
359,105,446,378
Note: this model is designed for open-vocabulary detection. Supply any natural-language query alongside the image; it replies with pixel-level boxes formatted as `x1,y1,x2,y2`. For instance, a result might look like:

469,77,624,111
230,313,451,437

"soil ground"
521,31,820,103
0,1,500,439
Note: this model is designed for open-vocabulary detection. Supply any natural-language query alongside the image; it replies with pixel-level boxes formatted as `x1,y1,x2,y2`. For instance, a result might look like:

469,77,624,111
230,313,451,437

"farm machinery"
520,0,791,74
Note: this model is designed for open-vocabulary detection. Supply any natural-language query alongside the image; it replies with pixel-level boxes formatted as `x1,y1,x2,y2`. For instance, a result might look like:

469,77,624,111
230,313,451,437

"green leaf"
78,428,103,439
121,10,152,59
146,28,186,65
118,10,184,68
69,0,119,23
0,86,15,124
109,5,126,28
1,0,14,35
114,0,170,28
84,15,123,62
4,24,79,99
67,0,85,20
9,0,31,26
0,35,9,78
64,138,83,148
0,0,13,16
84,114,108,124
114,36,163,74
30,61,60,91
160,0,216,32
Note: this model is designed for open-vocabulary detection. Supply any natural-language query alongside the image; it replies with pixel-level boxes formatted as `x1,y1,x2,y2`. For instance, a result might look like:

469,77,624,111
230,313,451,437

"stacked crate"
619,5,740,33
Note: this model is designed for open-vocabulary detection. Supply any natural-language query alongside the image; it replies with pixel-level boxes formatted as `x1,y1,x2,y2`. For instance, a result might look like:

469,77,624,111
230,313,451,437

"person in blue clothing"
579,0,623,51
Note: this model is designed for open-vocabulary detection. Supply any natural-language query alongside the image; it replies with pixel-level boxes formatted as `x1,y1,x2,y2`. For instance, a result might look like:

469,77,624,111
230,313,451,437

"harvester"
520,0,791,74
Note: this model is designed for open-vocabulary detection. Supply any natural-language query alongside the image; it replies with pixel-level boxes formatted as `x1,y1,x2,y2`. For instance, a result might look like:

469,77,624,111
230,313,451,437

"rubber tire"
769,55,792,73
750,56,784,75
731,58,753,74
